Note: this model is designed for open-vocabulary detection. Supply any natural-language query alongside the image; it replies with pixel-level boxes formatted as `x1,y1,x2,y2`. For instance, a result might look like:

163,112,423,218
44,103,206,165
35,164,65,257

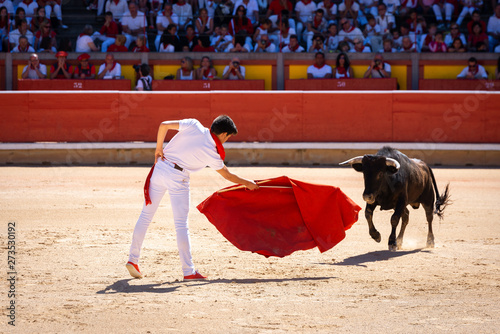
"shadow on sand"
321,249,429,267
96,276,336,294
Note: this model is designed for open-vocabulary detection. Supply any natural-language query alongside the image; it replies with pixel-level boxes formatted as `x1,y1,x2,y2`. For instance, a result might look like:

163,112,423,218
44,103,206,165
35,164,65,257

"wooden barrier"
151,80,266,91
419,79,500,91
285,78,398,90
17,79,131,91
1,91,499,143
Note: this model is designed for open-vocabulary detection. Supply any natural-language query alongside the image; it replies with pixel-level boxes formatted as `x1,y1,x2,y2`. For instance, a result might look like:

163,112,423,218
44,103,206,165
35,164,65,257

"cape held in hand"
197,176,362,258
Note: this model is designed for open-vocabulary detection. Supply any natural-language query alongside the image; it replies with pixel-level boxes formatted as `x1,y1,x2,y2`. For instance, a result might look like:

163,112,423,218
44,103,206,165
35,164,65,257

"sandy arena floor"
0,166,499,333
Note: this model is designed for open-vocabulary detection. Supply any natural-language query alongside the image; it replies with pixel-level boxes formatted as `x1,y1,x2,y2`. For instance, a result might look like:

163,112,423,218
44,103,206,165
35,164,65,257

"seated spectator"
76,25,99,52
376,3,394,37
457,57,488,79
0,1,14,16
229,5,254,46
305,9,328,51
338,40,350,52
18,0,37,25
326,23,339,51
132,35,149,52
468,21,489,51
148,0,163,30
448,37,467,52
193,34,216,51
429,31,447,52
172,0,193,32
1,7,13,50
105,0,128,21
363,14,382,52
228,30,252,52
391,28,402,50
253,18,271,43
444,23,466,47
107,34,128,52
38,36,57,53
11,35,34,52
307,52,332,79
295,0,317,44
432,0,456,28
155,3,178,51
98,53,121,79
34,19,56,52
384,0,401,15
8,19,33,49
360,0,378,19
50,51,72,79
121,2,146,49
308,33,327,52
254,34,276,52
421,23,438,52
338,18,363,49
282,34,305,52
399,36,416,52
22,53,46,79
135,63,152,90
212,24,233,52
40,0,68,29
195,7,214,35
14,7,26,29
266,0,295,30
456,0,483,27
158,27,178,52
222,57,245,80
31,6,46,32
176,57,196,80
350,37,371,52
232,0,259,25
275,18,296,48
334,52,353,79
214,0,236,28
382,38,397,52
94,11,119,53
179,24,198,51
196,56,218,80
467,10,486,36
363,53,391,78
487,4,500,52
338,0,359,27
73,53,96,79
317,0,337,23
406,9,426,38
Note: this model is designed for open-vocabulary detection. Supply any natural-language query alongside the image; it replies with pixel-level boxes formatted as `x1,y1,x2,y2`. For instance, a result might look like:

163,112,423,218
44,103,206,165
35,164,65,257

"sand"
0,166,499,333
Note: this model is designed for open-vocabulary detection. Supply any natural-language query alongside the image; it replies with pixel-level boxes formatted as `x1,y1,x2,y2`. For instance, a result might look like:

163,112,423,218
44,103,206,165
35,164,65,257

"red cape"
197,176,361,257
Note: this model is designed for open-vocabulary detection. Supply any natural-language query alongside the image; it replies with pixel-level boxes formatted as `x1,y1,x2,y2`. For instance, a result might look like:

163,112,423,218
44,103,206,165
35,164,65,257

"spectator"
338,40,350,52
50,51,72,79
399,36,416,52
132,35,149,52
421,23,438,52
295,0,317,44
276,18,296,48
282,34,305,52
448,37,467,52
73,53,96,79
229,5,254,46
39,0,68,29
456,0,483,27
338,0,359,27
172,0,193,32
383,38,398,52
376,3,394,37
406,9,425,37
9,19,33,49
305,9,328,51
98,53,121,79
34,19,56,52
22,53,46,79
266,0,294,30
363,14,382,52
155,3,178,51
148,0,163,29
457,57,488,79
158,30,177,52
326,23,339,51
14,7,26,29
195,7,214,35
176,57,195,79
228,30,252,51
232,0,259,25
254,33,276,52
253,18,271,43
0,1,14,16
432,0,455,28
338,18,363,49
222,57,245,79
0,7,12,49
317,0,337,24
121,2,146,48
11,35,34,52
179,24,198,51
196,55,217,80
445,23,466,47
359,0,378,18
18,0,37,24
363,53,391,78
212,23,233,52
308,33,327,52
429,31,447,52
193,34,215,51
94,11,119,53
467,10,486,35
107,34,128,51
350,37,371,52
307,52,332,79
334,52,353,78
105,0,128,21
468,21,489,51
399,0,419,18
488,4,500,52
31,6,46,32
76,24,99,52
214,0,235,27
135,63,152,90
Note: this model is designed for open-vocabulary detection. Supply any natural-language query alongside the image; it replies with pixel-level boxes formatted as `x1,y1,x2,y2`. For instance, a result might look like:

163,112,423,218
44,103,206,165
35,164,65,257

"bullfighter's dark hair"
211,115,238,135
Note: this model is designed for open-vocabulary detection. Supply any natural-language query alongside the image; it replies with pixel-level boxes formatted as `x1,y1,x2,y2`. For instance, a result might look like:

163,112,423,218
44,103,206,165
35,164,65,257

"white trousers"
128,160,196,276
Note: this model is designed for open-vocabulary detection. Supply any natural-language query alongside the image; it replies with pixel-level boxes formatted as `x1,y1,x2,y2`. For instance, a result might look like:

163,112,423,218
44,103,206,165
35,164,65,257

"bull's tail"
429,167,451,219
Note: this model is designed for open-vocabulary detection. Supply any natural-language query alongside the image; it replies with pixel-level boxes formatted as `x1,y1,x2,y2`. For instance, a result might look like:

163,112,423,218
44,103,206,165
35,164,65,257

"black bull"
340,147,451,251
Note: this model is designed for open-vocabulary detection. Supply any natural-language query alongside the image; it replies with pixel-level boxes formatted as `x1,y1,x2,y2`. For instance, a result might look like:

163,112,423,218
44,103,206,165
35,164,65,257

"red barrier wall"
1,92,499,143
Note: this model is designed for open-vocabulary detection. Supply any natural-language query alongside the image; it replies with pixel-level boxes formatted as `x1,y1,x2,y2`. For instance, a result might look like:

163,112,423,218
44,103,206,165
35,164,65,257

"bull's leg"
389,198,406,251
365,203,380,242
396,207,409,250
423,203,435,248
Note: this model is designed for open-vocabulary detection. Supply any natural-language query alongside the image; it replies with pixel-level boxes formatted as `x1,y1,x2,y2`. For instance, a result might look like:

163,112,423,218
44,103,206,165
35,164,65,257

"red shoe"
126,261,143,278
183,271,207,281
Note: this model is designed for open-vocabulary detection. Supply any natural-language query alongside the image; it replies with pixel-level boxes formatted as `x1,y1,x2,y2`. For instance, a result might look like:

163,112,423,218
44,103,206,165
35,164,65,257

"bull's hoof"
388,244,397,252
426,239,435,248
370,231,381,243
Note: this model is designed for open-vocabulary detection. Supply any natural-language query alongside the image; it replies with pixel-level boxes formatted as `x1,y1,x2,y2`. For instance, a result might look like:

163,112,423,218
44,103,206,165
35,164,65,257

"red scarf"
313,17,322,29
337,66,346,75
313,63,325,69
289,43,299,52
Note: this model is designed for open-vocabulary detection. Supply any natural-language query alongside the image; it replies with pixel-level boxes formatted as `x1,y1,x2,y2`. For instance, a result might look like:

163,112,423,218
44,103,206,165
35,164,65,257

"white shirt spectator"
105,0,129,20
157,11,179,28
121,10,146,31
338,25,363,48
0,0,15,14
376,13,395,33
172,2,193,27
159,43,175,52
253,42,277,52
8,29,34,47
98,62,122,79
457,65,488,79
444,33,466,47
75,35,95,52
18,1,38,23
367,62,391,78
327,35,340,51
349,45,371,52
136,75,152,90
11,45,34,52
384,0,400,13
232,0,259,23
487,13,500,35
223,65,246,79
338,1,360,13
365,23,381,36
22,63,47,79
282,44,305,52
295,0,317,23
317,2,337,19
307,63,332,78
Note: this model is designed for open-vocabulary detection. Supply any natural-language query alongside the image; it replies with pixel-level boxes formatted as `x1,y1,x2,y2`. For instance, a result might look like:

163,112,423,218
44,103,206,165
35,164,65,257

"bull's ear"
386,166,399,174
352,163,363,172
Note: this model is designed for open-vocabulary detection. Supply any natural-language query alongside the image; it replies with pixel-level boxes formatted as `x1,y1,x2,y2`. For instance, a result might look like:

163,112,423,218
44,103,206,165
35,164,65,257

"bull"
340,146,450,251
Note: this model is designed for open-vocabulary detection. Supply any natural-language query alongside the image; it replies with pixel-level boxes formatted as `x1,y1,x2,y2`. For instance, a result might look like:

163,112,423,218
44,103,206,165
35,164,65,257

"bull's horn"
385,157,400,170
339,156,364,166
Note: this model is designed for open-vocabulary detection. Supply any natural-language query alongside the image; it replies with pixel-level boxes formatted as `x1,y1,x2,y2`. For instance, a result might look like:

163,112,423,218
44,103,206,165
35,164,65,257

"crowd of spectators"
2,0,500,54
